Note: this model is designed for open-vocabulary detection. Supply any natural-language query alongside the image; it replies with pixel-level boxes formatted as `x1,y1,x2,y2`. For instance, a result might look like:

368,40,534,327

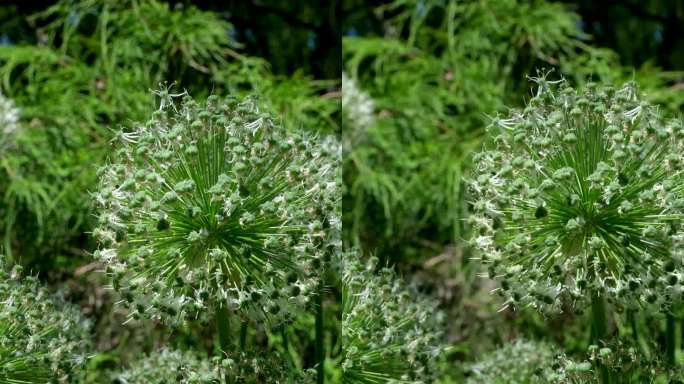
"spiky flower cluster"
467,339,593,384
341,251,445,383
93,90,341,325
341,72,374,151
0,255,91,383
115,348,218,384
115,348,308,384
0,91,19,152
468,76,684,311
219,350,314,383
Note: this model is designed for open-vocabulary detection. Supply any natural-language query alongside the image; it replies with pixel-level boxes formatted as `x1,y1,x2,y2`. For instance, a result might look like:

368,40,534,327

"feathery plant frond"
32,0,240,76
380,0,586,63
0,254,91,383
0,0,241,268
93,88,341,325
341,251,445,383
468,74,684,312
467,339,593,384
0,0,340,269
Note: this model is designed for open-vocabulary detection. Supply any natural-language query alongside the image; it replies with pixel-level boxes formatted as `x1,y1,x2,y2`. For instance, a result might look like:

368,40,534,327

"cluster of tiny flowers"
468,75,684,312
341,251,445,383
467,339,593,384
93,89,341,326
302,132,342,273
0,254,91,383
341,72,374,151
0,91,20,152
115,348,309,384
218,350,314,383
585,338,667,379
114,348,218,384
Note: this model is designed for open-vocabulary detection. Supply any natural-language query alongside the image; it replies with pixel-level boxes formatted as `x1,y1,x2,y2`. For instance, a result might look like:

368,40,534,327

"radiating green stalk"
591,292,611,384
315,286,324,384
216,305,234,384
667,312,677,366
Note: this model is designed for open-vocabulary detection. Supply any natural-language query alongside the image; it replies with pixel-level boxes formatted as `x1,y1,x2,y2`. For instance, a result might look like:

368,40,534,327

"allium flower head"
341,251,445,383
0,254,91,383
467,339,592,384
469,75,684,311
93,89,341,325
115,348,218,384
115,347,306,384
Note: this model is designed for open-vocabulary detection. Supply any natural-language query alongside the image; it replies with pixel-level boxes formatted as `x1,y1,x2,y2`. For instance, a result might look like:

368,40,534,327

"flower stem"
239,320,248,351
216,305,234,384
591,292,611,384
282,325,293,384
667,312,677,366
628,309,650,359
315,285,325,384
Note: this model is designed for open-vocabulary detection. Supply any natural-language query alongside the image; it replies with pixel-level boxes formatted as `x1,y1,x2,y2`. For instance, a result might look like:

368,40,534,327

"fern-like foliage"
0,0,240,268
0,0,340,273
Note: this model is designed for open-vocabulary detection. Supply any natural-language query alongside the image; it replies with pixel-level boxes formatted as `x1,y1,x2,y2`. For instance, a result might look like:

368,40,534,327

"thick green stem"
216,305,234,384
591,292,611,384
591,293,607,340
628,309,650,359
282,325,294,384
217,305,232,352
315,286,325,384
667,312,677,366
239,321,248,351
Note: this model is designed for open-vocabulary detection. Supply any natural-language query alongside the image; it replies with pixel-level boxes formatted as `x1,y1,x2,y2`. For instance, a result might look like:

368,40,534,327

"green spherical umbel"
94,90,340,324
469,77,684,311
